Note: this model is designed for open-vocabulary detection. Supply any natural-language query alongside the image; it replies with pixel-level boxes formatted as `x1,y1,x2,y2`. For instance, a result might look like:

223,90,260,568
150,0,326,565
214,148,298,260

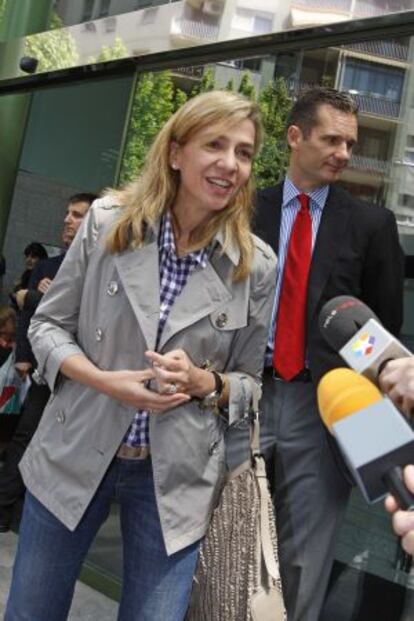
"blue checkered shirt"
125,212,208,448
265,177,328,365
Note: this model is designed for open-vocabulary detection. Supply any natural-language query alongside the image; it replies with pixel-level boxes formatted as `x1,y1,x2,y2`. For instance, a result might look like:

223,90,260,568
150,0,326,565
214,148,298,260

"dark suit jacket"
15,254,65,366
254,183,405,383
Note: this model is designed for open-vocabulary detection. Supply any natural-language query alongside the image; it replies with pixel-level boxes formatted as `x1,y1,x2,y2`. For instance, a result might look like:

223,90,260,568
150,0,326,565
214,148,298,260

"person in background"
0,307,17,449
0,193,96,533
0,307,16,357
9,242,48,310
5,90,276,621
228,86,404,621
380,358,414,553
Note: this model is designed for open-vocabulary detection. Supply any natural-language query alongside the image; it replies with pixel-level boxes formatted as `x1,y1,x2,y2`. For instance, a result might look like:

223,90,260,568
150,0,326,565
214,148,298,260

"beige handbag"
186,394,286,621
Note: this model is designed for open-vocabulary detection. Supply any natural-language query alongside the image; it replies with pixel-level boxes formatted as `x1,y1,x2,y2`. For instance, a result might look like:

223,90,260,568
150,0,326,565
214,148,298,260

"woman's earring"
171,162,178,170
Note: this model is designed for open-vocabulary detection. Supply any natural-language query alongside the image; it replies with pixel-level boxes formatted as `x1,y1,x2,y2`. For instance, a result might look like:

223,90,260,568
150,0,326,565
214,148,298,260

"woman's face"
0,319,16,349
25,253,39,270
170,118,255,221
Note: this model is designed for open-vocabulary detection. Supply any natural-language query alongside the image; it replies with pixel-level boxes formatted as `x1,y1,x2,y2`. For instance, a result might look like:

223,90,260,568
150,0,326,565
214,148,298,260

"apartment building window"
232,9,273,35
81,0,95,22
98,0,111,18
343,59,404,102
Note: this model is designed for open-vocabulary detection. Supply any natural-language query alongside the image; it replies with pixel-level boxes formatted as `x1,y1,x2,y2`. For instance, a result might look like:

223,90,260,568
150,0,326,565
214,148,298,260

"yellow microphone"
317,368,414,509
318,368,382,431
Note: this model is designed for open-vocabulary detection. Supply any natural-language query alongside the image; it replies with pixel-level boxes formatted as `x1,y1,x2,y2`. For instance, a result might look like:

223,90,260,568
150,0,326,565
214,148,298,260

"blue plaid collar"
159,212,208,268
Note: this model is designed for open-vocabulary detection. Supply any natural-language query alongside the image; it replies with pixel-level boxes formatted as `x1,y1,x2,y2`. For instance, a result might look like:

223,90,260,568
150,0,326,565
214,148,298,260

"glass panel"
1,73,134,298
2,1,414,82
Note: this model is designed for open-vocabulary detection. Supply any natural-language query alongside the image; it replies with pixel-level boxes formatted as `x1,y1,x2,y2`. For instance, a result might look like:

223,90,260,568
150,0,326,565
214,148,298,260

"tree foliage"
89,36,128,63
191,66,215,96
238,71,256,101
0,0,5,25
25,23,79,72
254,78,291,188
119,71,178,185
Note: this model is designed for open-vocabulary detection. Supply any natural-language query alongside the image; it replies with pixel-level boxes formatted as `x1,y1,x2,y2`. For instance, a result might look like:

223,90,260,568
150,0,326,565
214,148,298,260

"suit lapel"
307,186,350,322
254,185,283,255
114,239,160,352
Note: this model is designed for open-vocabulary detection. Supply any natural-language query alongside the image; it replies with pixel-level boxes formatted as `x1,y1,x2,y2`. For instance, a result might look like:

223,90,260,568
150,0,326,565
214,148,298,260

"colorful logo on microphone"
352,332,375,357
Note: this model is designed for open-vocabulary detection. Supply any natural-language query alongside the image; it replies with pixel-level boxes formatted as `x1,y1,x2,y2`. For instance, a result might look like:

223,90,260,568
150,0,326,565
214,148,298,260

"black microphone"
319,296,411,385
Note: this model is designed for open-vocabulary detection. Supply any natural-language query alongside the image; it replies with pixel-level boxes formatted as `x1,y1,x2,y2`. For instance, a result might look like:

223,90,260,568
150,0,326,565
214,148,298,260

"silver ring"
168,383,177,395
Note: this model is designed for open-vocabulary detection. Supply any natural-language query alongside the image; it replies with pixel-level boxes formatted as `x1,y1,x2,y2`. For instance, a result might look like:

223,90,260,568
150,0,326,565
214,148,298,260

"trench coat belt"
117,444,151,460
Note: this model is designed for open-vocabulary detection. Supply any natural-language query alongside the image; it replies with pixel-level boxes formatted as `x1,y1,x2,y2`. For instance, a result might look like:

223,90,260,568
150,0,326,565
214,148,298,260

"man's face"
287,103,358,191
62,201,90,248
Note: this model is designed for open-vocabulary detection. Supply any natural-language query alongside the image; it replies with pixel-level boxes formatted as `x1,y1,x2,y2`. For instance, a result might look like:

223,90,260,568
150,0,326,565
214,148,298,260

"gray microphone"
319,296,411,385
318,368,414,509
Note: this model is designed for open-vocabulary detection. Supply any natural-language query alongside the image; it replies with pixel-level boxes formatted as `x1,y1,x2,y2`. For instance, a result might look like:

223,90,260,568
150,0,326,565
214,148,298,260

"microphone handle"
383,467,414,511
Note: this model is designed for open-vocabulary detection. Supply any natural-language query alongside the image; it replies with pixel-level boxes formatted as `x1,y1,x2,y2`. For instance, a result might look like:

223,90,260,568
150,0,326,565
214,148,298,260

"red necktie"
273,193,312,380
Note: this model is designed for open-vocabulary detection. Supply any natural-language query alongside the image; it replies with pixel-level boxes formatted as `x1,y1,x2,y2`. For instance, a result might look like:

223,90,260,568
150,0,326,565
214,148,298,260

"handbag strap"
250,383,280,583
254,455,281,582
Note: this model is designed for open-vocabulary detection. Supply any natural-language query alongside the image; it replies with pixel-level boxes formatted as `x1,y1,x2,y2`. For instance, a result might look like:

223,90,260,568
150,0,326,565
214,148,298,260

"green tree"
238,71,256,100
25,21,79,72
255,78,291,188
191,66,215,96
173,87,188,112
119,71,177,184
0,0,6,25
90,36,128,63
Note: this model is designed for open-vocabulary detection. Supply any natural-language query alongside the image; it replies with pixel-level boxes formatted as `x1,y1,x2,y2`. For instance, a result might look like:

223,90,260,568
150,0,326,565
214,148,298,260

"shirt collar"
283,177,329,211
159,212,208,267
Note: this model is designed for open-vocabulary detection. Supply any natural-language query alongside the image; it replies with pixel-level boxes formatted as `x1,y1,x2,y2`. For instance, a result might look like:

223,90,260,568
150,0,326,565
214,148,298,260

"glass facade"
1,1,414,618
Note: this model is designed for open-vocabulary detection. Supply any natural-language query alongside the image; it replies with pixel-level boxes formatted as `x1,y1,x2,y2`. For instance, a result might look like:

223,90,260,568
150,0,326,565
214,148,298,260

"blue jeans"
5,458,200,621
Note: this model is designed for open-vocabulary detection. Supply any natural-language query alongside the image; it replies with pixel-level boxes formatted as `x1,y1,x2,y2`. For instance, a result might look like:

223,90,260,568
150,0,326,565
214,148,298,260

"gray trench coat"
21,198,277,555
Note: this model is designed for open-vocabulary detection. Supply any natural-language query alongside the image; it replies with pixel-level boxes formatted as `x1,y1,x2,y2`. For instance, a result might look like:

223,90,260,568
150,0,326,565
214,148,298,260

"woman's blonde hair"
107,90,263,280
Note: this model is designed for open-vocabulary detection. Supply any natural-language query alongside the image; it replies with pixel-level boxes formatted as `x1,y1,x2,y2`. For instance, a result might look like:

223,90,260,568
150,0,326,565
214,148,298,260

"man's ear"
287,125,302,151
169,140,180,170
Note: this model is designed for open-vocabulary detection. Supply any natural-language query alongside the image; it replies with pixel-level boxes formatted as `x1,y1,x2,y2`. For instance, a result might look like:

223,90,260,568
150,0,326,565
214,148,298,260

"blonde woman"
5,90,277,621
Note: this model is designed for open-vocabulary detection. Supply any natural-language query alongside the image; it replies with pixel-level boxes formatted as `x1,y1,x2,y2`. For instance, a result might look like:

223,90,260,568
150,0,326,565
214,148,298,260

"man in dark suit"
230,88,404,621
0,193,97,532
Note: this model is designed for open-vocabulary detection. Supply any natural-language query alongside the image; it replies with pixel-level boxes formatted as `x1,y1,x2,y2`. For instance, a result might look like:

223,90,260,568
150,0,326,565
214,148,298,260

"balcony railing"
351,92,400,118
344,40,409,62
291,0,351,12
348,153,390,175
285,78,401,119
170,18,219,41
291,0,411,18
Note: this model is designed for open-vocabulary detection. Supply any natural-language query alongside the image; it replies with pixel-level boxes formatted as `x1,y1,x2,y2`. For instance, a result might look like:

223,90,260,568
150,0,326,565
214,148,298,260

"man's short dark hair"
67,192,99,206
287,87,359,138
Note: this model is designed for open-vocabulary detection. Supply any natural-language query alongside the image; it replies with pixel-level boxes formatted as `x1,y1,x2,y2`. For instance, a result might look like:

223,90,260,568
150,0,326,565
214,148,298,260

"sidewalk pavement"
0,531,119,620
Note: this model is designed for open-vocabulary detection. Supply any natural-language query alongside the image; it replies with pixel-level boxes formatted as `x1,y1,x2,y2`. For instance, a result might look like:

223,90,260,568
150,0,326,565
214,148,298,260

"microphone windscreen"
319,296,379,351
317,368,382,432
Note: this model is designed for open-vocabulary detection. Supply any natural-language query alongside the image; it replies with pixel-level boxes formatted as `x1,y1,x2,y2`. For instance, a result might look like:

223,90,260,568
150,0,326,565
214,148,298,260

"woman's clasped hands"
146,349,215,401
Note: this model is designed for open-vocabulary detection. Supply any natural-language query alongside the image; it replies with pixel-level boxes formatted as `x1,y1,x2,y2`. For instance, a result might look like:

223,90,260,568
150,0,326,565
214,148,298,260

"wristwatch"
199,370,224,413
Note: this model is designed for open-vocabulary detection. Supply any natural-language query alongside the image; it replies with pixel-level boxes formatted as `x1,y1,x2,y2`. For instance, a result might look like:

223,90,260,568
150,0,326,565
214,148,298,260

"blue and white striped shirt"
265,178,329,364
125,212,208,448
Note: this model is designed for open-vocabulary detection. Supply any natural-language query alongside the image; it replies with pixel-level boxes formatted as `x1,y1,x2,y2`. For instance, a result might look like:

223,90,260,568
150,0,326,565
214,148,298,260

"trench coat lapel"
114,240,160,351
158,253,233,351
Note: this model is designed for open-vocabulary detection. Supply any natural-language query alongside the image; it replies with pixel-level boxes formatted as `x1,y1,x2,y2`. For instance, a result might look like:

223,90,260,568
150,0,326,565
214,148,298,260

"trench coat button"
215,313,228,328
106,281,118,296
56,410,65,424
95,328,103,341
